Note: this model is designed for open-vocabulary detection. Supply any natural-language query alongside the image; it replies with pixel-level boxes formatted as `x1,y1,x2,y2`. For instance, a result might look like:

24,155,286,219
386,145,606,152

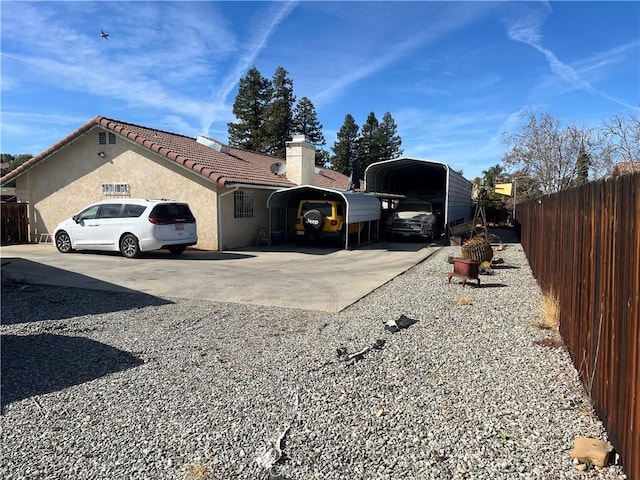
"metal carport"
266,186,382,249
365,158,472,232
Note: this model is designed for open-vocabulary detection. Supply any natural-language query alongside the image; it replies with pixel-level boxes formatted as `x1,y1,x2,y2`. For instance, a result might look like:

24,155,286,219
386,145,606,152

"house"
0,116,349,250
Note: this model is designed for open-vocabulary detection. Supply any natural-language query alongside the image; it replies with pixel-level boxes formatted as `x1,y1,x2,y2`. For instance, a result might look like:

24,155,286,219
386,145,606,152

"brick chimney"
286,135,315,185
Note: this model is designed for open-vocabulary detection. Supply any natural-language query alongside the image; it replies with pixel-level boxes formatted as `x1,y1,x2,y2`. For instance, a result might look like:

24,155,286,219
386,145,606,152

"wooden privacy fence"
517,172,639,479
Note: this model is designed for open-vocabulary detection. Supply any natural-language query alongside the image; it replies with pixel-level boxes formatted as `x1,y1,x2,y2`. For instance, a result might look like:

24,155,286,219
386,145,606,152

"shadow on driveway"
1,333,143,411
71,250,256,261
242,239,442,255
1,259,173,324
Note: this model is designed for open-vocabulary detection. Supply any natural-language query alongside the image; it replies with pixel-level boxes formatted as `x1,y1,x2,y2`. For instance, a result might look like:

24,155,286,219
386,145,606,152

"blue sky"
1,1,638,180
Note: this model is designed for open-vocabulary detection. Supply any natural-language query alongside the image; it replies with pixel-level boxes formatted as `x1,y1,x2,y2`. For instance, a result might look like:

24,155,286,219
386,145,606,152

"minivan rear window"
149,204,195,224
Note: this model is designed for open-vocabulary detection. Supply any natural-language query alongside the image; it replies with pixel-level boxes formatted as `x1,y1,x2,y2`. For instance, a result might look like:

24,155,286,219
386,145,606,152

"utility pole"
512,176,529,222
513,178,518,222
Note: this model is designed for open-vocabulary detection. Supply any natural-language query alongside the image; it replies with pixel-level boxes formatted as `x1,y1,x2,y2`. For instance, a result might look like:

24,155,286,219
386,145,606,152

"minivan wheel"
55,231,74,253
120,234,140,258
168,246,186,254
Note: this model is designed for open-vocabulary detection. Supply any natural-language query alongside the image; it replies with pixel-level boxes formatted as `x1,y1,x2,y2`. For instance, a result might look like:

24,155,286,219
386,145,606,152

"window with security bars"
101,183,130,197
234,190,254,218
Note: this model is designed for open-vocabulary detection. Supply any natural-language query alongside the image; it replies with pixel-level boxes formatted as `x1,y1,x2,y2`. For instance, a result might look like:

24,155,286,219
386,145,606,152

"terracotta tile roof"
314,167,351,188
0,116,349,190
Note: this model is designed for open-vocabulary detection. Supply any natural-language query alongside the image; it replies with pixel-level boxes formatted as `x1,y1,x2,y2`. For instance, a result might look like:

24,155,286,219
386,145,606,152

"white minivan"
53,199,197,258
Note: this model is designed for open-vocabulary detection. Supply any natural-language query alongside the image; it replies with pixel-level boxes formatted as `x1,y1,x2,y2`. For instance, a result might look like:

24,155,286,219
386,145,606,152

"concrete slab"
0,242,441,312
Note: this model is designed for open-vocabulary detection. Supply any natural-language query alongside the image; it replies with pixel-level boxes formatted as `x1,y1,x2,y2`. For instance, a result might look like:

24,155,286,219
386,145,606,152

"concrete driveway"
1,242,441,312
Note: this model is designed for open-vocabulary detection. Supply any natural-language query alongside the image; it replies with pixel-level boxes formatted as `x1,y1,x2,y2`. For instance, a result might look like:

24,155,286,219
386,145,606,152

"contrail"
507,12,639,111
200,1,298,136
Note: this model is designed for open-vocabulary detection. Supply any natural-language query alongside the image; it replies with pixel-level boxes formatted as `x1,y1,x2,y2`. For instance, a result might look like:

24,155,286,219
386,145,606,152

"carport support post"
344,203,350,250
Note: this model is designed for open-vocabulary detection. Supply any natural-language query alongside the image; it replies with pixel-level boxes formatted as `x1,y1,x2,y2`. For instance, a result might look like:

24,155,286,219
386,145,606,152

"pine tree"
293,97,327,166
263,66,295,158
378,112,403,161
357,112,381,174
227,67,271,151
315,149,331,168
331,114,359,175
575,143,591,185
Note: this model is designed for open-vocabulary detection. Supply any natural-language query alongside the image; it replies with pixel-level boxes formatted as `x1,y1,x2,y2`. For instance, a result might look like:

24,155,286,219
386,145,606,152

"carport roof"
267,185,381,222
365,157,451,195
268,185,365,206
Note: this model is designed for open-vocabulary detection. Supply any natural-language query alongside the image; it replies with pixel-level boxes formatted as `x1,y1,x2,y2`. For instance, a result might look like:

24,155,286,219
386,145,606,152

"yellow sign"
494,183,513,196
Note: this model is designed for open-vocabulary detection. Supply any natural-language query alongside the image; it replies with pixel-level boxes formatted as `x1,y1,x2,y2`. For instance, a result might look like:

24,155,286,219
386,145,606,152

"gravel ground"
0,244,627,480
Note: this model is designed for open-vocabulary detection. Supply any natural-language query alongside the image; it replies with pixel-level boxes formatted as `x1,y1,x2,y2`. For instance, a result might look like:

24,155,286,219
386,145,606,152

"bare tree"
600,113,640,167
502,109,599,194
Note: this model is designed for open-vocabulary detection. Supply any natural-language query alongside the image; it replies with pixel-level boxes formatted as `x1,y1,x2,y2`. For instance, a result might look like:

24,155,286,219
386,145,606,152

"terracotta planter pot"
447,256,481,287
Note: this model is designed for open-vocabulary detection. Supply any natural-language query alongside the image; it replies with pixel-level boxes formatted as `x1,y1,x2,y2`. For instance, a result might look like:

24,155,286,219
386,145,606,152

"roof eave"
224,182,288,190
1,117,103,186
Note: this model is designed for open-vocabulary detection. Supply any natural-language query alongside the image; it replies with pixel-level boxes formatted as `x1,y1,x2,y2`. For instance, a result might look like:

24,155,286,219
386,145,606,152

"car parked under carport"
365,158,472,236
266,186,382,249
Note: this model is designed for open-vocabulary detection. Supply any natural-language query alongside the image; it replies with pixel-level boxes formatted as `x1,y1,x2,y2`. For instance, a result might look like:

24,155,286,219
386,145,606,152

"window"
149,203,195,223
77,205,100,221
108,133,116,144
101,183,130,197
234,190,254,218
123,204,147,218
301,202,332,216
98,204,123,219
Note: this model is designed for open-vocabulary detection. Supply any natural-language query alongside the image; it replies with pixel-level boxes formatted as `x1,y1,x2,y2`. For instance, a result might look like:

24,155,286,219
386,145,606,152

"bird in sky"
100,30,109,40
